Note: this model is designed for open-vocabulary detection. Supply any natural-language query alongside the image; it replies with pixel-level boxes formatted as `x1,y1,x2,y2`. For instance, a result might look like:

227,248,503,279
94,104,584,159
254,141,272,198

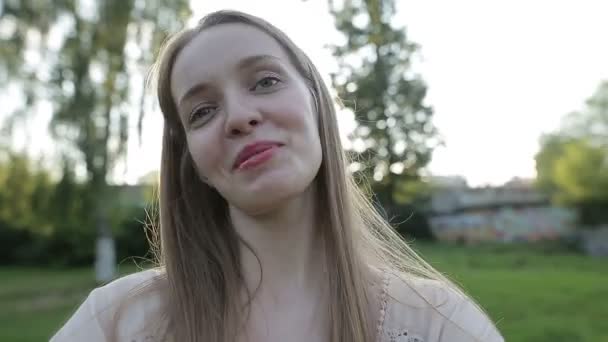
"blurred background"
1,0,607,341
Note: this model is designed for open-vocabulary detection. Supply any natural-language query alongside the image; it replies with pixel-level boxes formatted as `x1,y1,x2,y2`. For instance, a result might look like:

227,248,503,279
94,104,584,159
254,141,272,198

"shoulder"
379,272,504,342
95,267,163,302
51,268,165,342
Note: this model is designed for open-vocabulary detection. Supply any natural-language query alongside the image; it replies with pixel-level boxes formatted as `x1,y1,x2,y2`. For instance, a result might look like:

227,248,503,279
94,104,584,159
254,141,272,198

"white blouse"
51,269,504,342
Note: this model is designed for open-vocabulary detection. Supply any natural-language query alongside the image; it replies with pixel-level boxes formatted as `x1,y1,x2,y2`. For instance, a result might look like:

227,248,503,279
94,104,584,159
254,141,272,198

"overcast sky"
209,0,608,186
7,0,608,187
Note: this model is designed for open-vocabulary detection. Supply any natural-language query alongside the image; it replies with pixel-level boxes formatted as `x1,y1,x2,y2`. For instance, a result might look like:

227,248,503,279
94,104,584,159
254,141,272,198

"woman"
52,10,504,342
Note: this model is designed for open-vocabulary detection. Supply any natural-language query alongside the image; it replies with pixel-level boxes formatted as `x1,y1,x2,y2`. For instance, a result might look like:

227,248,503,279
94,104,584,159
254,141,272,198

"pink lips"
233,141,282,170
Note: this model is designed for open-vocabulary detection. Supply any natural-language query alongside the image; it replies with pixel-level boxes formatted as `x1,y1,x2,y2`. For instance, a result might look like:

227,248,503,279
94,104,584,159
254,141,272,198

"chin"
230,178,312,216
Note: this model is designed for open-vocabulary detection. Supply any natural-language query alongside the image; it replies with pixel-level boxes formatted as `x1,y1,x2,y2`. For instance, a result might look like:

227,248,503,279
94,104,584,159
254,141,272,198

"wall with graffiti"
429,206,577,243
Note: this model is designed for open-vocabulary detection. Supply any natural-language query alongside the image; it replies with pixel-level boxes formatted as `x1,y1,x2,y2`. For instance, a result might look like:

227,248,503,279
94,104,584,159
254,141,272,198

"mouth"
233,141,283,170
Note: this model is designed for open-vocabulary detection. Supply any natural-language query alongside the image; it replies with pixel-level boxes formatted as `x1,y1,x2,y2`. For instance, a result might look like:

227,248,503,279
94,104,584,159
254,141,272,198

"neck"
230,186,327,301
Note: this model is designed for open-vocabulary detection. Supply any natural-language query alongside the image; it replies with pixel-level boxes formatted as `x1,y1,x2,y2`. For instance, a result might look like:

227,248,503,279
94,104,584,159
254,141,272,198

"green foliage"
535,81,608,225
0,0,191,251
535,133,568,195
0,152,53,232
552,140,608,203
0,152,101,264
329,0,439,183
559,81,608,148
0,151,153,266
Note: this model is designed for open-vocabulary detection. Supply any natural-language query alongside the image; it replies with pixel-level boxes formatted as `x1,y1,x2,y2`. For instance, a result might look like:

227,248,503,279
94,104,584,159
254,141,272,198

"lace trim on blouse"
375,269,392,342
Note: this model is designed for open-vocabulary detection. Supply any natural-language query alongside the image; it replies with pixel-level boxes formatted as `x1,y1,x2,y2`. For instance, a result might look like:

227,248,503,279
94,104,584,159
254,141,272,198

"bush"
0,221,36,265
394,205,435,241
0,205,153,267
114,206,153,263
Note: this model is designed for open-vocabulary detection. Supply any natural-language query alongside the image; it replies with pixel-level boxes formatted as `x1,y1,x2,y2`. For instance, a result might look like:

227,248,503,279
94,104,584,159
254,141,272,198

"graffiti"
429,206,576,243
580,227,608,257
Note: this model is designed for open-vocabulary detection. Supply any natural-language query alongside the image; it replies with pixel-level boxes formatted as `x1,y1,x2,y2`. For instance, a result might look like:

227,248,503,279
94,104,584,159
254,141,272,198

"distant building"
426,175,469,189
503,176,536,189
427,178,576,243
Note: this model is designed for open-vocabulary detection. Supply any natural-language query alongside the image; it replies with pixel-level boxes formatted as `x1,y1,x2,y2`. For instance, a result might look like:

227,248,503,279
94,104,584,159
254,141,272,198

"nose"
223,93,263,137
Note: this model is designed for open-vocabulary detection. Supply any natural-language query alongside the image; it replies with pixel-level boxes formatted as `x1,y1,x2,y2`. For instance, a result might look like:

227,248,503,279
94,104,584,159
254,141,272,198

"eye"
250,76,281,91
189,105,218,124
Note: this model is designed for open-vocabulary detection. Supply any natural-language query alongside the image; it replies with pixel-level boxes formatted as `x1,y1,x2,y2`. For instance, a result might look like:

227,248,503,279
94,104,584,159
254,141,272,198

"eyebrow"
177,54,283,107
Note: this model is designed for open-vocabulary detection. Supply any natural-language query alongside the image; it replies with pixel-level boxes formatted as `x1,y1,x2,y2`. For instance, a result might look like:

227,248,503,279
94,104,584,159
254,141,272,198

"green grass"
0,264,139,342
412,243,608,342
1,244,606,341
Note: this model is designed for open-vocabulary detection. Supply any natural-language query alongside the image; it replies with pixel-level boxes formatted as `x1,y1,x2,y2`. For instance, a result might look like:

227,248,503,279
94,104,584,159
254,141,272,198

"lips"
233,141,283,170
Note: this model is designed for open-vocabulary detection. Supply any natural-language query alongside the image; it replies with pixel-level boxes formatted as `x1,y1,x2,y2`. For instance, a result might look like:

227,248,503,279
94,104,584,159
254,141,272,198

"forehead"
171,23,289,98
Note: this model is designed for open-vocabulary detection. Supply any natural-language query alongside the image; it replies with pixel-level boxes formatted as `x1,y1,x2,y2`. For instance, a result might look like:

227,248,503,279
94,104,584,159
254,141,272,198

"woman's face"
170,23,322,215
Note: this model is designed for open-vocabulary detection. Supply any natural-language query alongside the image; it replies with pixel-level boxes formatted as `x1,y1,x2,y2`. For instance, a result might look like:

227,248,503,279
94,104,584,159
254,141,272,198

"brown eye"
251,76,280,91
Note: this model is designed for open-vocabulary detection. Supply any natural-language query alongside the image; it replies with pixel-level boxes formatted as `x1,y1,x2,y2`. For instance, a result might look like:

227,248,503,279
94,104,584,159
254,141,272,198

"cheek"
280,92,320,157
186,130,223,178
280,98,322,169
274,88,317,133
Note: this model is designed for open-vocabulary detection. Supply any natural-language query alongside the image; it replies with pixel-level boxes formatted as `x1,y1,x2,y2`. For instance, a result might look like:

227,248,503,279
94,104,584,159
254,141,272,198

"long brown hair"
134,9,487,342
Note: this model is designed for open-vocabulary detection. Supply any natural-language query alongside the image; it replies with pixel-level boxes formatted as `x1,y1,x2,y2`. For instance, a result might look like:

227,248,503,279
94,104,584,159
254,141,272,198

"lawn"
0,264,139,342
1,243,606,341
412,243,608,341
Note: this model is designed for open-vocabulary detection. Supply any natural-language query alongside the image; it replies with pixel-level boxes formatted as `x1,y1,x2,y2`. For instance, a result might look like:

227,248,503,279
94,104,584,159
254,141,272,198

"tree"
328,0,439,237
559,81,608,148
49,159,89,230
0,0,191,280
535,80,608,226
535,133,569,195
0,152,48,230
552,140,608,204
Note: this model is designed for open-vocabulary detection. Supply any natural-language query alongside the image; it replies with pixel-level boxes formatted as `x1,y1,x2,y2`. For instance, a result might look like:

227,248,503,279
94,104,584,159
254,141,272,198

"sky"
6,0,608,187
